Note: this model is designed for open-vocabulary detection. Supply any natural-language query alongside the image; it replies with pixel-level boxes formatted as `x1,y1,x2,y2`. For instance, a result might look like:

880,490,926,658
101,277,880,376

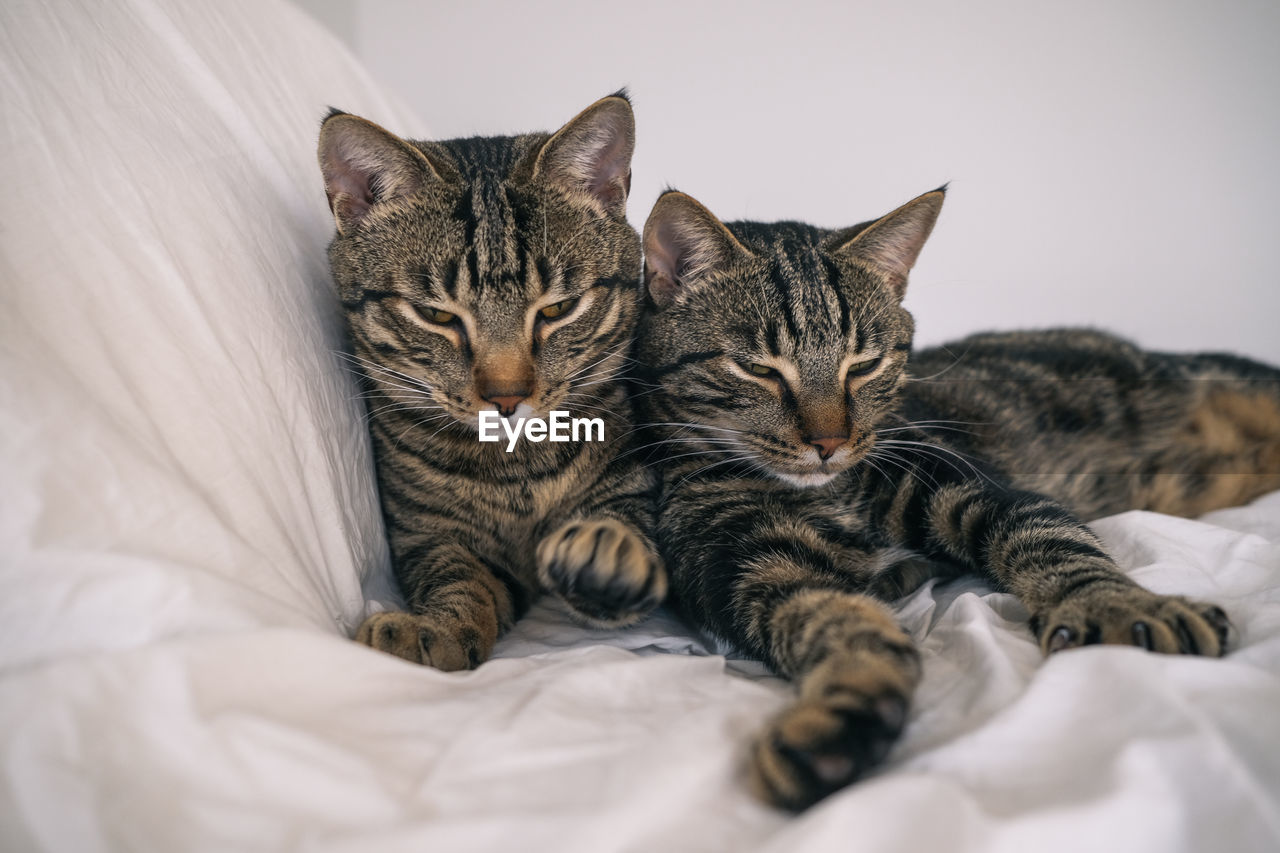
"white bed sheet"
3,494,1279,852
2,1,1278,851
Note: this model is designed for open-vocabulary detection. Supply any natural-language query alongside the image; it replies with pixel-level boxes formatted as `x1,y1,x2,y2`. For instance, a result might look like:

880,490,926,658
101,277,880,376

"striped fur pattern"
635,187,1278,809
318,94,665,671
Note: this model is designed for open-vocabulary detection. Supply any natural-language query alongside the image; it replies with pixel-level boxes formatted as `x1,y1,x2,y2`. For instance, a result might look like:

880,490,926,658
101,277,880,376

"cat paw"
1033,585,1232,657
355,610,487,671
749,664,910,811
536,518,667,627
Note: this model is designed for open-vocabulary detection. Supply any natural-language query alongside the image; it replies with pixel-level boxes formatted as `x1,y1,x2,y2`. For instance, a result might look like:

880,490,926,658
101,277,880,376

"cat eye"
538,297,579,320
419,307,457,325
847,354,883,377
746,362,778,377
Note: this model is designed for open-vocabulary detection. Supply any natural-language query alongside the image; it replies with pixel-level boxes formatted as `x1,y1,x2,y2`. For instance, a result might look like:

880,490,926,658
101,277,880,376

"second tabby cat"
318,93,666,670
634,185,1280,809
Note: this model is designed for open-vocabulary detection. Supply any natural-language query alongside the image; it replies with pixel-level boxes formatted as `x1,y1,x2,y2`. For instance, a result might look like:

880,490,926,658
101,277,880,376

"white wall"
295,0,1280,362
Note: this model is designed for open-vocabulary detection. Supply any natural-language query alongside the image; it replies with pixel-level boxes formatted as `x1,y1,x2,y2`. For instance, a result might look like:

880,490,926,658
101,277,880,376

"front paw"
750,671,909,811
1033,585,1232,657
355,611,487,671
536,519,667,627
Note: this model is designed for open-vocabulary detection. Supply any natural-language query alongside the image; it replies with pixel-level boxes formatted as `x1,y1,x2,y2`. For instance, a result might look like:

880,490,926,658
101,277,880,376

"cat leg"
356,540,523,671
658,480,919,807
899,475,1233,656
536,517,667,628
741,574,920,810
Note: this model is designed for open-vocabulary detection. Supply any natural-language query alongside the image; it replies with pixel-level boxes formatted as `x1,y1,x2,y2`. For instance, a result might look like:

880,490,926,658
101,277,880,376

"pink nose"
808,436,847,460
485,394,527,417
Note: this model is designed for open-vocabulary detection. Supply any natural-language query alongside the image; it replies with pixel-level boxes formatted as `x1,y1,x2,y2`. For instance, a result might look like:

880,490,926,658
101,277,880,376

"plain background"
294,0,1280,362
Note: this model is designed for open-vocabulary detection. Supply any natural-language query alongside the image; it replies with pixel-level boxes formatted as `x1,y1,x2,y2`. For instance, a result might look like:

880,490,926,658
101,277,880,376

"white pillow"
0,0,423,670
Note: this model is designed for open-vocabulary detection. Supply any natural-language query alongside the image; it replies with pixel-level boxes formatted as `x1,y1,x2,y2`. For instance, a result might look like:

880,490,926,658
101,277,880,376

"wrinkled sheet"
2,1,1279,851
3,495,1279,852
0,0,425,674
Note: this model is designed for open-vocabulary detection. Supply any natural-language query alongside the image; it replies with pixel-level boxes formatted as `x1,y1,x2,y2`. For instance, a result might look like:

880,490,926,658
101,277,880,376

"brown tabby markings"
319,94,665,671
749,590,917,802
635,186,1274,810
1141,390,1280,516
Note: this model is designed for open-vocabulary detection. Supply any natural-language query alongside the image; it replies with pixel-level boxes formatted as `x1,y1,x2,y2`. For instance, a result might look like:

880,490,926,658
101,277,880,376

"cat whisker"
364,403,449,424
875,439,1000,488
636,447,750,475
338,354,437,397
560,395,622,413
388,411,459,452
574,373,626,390
558,401,624,420
337,357,433,391
674,453,760,489
565,345,634,381
881,414,989,430
353,384,439,402
359,379,440,405
876,424,976,437
643,421,747,436
864,447,943,492
904,343,974,382
614,436,744,462
607,419,745,446
570,364,626,385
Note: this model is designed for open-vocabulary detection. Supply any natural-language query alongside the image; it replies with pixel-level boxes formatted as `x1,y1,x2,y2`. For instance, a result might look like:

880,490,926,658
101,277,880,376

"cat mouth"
773,468,843,488
765,438,871,488
769,457,853,488
460,401,539,432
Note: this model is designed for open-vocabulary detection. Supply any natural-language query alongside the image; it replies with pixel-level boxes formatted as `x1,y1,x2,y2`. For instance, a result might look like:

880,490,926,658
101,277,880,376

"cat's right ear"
826,187,946,299
318,110,440,235
534,93,635,218
643,191,746,309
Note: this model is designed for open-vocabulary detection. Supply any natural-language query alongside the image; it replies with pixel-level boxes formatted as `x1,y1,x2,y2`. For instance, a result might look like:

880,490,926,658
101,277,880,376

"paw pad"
537,519,667,627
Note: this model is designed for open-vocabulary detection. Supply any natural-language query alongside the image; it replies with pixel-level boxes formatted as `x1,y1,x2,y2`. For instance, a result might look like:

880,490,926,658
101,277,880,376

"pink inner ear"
872,230,924,277
645,218,685,273
540,99,635,213
586,132,632,210
645,214,710,307
325,157,375,219
834,192,944,298
644,233,679,306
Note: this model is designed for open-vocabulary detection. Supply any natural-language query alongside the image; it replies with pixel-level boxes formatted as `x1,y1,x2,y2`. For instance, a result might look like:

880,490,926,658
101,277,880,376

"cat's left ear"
827,186,946,299
534,92,635,217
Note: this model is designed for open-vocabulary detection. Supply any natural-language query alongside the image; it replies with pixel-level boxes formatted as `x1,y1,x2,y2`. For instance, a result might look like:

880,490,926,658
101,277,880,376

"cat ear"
317,110,440,235
828,186,946,298
534,93,635,217
643,191,747,309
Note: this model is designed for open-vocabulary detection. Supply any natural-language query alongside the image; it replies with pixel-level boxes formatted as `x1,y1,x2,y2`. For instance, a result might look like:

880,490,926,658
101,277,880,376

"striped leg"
899,476,1232,656
658,481,923,808
745,579,921,810
356,540,523,671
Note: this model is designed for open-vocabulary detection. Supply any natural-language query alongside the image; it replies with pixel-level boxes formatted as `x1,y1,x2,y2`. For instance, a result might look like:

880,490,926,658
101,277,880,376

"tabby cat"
317,93,666,670
634,186,1280,809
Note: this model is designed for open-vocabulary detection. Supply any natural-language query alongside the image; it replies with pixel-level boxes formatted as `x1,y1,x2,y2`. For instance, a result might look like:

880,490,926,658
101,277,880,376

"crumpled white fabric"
0,0,426,672
2,495,1278,852
2,1,1278,851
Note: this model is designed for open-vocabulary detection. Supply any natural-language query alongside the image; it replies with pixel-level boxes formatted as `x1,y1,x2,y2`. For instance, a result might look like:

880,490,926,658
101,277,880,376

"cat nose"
483,391,529,417
807,435,848,460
